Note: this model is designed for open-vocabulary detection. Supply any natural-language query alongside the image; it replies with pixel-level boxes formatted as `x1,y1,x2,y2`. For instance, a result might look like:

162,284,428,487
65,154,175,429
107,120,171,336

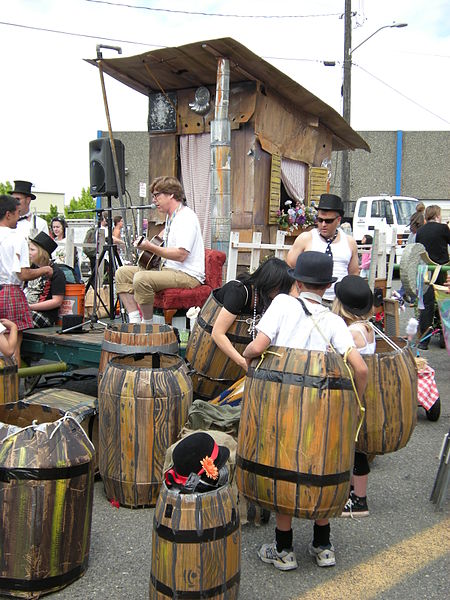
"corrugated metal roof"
86,37,369,152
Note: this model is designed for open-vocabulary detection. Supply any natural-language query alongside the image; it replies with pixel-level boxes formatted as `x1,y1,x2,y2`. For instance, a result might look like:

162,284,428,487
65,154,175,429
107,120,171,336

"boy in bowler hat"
9,180,49,237
243,251,368,571
287,194,359,304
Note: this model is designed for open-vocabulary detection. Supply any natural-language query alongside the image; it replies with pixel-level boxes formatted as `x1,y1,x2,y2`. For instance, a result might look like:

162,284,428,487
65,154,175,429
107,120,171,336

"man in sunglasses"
9,180,49,238
287,194,359,304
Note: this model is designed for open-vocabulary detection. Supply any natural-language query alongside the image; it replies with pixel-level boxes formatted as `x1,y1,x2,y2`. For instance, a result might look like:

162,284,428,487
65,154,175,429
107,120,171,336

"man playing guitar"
115,177,205,324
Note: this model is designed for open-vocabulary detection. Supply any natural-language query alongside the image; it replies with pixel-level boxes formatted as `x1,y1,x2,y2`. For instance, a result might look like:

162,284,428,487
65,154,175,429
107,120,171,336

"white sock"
142,318,153,325
128,310,141,324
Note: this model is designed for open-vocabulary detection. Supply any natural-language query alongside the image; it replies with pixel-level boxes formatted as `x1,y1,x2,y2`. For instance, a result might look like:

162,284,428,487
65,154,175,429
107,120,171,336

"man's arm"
286,231,311,268
243,331,271,361
139,239,189,263
347,236,360,276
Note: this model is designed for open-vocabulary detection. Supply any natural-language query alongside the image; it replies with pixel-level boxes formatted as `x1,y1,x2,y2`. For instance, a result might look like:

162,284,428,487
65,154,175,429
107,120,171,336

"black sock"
275,528,293,553
313,523,331,548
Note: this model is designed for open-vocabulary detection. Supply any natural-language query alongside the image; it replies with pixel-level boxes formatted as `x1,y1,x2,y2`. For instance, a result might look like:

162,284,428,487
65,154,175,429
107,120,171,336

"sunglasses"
317,216,339,224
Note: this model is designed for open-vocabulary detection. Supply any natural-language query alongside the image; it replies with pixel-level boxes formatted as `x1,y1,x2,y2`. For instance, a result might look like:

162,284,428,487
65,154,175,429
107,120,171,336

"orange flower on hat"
200,455,219,480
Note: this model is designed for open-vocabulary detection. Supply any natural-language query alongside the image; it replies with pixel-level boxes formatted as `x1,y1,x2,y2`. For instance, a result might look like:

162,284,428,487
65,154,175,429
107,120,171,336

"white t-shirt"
16,215,49,238
164,206,205,283
257,292,354,355
0,227,30,285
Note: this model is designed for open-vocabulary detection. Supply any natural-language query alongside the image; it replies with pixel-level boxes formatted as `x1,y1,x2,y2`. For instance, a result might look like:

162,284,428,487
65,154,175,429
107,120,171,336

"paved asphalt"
12,299,449,600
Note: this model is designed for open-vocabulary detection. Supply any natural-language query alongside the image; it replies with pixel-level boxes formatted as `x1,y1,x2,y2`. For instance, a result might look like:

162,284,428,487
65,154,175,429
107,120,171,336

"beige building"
34,191,65,215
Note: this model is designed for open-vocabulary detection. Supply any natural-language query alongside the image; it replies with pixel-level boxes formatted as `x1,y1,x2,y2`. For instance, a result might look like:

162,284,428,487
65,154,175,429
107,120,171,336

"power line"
84,0,342,19
0,20,165,47
354,62,450,125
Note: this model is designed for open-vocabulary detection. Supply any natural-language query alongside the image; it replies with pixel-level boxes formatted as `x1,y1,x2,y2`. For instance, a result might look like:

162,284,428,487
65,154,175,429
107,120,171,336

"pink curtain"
281,158,307,203
180,133,211,248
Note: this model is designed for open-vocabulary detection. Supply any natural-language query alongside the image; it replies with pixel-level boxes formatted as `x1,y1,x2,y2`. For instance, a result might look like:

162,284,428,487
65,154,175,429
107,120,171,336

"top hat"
288,251,337,285
317,193,344,216
8,180,36,200
29,232,58,256
334,275,374,315
165,432,230,487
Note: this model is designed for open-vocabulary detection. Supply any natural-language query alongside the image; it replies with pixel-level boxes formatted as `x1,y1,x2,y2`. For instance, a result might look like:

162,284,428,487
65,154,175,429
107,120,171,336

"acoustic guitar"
137,235,164,270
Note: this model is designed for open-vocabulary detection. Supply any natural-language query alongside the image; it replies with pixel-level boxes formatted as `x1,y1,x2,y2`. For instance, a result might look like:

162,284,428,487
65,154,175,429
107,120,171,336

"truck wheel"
426,398,441,422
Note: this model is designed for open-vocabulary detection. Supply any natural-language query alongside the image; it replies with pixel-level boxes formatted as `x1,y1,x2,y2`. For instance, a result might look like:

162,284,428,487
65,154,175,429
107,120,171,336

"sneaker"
308,542,336,567
341,492,369,518
257,542,298,571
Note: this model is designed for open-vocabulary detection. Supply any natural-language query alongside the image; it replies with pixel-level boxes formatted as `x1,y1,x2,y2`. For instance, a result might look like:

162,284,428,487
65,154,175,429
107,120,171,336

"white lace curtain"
180,133,211,248
281,158,307,203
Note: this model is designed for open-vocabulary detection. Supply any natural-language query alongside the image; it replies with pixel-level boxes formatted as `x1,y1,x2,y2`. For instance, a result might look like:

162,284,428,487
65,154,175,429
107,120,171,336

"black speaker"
89,138,125,197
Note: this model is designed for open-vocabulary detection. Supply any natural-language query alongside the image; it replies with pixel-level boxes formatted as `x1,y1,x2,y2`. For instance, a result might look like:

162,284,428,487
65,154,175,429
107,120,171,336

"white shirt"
16,214,49,238
310,228,352,302
257,293,355,355
0,226,30,285
164,206,205,283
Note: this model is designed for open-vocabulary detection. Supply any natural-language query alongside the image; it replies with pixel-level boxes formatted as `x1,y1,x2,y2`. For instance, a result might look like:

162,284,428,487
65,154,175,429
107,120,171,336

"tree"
0,181,13,195
65,187,96,219
41,204,59,227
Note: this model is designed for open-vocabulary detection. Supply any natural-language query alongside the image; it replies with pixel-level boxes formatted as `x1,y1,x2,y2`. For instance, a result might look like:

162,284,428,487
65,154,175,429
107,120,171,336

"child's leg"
309,519,336,567
258,513,297,571
342,452,370,517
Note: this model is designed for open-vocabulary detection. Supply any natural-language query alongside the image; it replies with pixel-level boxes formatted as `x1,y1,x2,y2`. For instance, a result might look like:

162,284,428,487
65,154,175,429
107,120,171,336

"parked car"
353,195,418,260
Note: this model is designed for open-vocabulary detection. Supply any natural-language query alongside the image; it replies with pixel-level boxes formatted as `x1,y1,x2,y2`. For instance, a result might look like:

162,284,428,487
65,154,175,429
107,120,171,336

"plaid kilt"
31,310,53,329
0,285,33,330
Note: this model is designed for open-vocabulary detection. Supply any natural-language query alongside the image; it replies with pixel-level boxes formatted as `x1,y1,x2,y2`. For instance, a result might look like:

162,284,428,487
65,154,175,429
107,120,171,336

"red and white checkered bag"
417,365,440,410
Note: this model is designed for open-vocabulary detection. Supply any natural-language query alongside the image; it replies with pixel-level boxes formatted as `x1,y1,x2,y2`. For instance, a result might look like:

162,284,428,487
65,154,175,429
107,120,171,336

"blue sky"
0,0,448,201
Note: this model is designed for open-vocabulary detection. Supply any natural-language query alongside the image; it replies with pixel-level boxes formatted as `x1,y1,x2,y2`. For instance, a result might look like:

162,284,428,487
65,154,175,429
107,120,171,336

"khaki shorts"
115,265,201,306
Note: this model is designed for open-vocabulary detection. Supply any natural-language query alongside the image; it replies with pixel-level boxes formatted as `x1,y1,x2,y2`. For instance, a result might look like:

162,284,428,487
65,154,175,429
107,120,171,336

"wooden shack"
88,37,369,247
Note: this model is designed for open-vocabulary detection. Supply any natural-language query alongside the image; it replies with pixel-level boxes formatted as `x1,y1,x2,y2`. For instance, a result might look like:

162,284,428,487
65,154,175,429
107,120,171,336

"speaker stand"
84,198,124,323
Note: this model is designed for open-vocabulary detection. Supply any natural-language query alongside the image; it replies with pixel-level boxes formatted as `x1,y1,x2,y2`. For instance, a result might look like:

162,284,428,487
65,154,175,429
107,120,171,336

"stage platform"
21,321,117,371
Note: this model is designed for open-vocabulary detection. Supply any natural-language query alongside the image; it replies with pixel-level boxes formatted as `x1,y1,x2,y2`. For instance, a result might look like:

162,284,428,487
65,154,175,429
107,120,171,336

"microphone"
149,203,156,209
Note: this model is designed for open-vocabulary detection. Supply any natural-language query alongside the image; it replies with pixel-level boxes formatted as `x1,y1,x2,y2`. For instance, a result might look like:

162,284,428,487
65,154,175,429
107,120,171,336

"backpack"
83,227,97,259
57,263,81,284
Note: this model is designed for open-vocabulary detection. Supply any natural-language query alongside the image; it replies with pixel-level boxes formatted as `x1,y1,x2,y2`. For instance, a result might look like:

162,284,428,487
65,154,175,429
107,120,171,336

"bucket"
0,401,94,599
0,357,19,405
356,337,417,455
185,293,253,400
57,283,85,326
236,346,358,520
150,482,240,600
98,353,193,507
98,323,179,381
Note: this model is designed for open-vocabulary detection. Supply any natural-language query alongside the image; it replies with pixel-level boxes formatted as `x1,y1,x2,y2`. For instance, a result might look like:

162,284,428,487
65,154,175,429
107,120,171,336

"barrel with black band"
0,401,94,598
99,353,192,508
98,323,179,382
357,336,417,455
0,356,18,405
185,293,253,400
236,346,358,520
150,482,240,599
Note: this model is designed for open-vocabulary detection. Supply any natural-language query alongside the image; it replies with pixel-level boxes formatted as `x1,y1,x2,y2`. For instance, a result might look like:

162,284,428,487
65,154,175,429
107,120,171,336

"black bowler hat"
288,251,337,285
8,180,36,200
30,232,58,256
165,432,230,487
317,193,344,216
335,275,374,316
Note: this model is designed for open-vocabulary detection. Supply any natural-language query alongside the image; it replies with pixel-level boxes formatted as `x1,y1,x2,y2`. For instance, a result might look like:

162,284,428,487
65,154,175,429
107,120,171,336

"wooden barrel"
236,346,358,520
0,401,94,599
26,388,99,473
150,482,240,599
99,353,193,508
185,292,252,400
0,356,18,405
98,323,179,381
356,337,417,455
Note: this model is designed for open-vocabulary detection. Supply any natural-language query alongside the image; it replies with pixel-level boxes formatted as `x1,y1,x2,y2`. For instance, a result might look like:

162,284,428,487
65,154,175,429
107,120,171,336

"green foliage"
41,204,59,226
0,181,13,195
65,187,96,219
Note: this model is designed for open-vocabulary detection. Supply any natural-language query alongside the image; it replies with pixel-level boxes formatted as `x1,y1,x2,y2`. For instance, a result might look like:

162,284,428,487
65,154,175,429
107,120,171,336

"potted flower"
276,200,317,234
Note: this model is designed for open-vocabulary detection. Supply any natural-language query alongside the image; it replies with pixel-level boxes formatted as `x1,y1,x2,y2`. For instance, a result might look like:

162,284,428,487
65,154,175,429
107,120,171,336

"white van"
353,195,418,258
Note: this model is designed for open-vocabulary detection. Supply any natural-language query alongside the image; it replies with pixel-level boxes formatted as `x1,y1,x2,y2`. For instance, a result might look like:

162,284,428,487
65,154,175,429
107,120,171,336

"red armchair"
153,249,226,325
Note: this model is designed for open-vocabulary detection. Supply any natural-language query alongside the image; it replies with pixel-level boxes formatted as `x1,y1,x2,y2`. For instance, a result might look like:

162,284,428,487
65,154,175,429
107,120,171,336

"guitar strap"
160,204,182,270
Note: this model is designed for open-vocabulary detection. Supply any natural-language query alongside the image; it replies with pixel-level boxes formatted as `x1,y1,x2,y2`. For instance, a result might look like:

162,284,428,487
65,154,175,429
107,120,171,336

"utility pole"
341,0,352,213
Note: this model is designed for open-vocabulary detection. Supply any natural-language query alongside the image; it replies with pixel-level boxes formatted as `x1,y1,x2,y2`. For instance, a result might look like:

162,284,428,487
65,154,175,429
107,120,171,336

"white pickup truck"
352,195,418,260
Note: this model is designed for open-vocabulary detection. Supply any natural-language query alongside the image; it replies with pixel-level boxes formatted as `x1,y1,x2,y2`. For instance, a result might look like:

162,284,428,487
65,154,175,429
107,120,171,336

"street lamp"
340,4,408,213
